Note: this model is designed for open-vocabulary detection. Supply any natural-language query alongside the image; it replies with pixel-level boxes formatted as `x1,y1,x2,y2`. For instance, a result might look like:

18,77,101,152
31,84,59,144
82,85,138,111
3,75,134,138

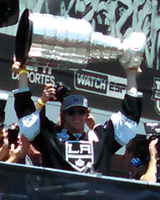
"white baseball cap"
62,94,88,111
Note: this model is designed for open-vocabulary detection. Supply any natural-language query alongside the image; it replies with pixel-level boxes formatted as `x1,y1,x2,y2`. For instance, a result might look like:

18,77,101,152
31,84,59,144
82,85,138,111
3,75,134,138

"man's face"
64,106,87,134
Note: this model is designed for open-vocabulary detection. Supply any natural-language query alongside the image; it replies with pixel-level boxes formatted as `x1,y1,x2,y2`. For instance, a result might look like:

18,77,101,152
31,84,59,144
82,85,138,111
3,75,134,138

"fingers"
86,113,95,130
44,85,56,97
12,57,26,74
41,84,57,103
149,138,158,158
17,136,22,146
10,143,22,152
10,143,15,150
3,138,9,148
12,62,26,74
150,138,158,147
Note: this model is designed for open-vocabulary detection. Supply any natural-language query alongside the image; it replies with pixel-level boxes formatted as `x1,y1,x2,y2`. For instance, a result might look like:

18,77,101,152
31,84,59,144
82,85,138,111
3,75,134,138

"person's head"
7,123,19,148
124,135,150,179
126,135,149,162
60,94,89,133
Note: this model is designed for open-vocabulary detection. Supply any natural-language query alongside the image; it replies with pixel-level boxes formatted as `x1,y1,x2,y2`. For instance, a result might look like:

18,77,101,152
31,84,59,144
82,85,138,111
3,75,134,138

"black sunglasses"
66,108,87,116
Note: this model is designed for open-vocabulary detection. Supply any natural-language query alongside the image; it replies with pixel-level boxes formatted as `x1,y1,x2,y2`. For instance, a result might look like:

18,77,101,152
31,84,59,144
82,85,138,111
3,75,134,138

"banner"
0,162,160,200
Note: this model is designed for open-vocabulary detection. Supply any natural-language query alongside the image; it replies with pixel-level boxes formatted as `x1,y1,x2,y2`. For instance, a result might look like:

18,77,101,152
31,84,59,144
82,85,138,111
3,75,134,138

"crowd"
0,65,158,183
0,54,158,183
123,134,158,182
0,93,41,165
0,63,159,182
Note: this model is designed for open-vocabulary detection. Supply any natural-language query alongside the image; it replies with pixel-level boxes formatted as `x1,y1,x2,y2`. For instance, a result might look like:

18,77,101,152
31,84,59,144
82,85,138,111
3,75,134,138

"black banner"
0,162,160,200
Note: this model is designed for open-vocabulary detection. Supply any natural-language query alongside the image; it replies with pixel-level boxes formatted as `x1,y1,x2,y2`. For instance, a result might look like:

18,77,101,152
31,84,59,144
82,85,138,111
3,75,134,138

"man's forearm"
140,159,157,182
126,70,138,94
18,72,28,89
5,155,19,163
0,146,8,160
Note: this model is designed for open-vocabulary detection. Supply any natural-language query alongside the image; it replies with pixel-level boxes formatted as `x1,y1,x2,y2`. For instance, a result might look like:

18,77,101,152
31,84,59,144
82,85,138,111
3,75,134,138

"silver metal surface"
118,32,146,70
27,11,122,69
16,9,146,70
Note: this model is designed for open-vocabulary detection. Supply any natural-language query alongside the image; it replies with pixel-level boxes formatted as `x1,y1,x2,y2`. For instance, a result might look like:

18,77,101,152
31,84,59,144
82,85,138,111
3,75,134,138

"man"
12,62,143,175
0,93,23,163
124,134,158,182
140,137,158,182
0,92,9,161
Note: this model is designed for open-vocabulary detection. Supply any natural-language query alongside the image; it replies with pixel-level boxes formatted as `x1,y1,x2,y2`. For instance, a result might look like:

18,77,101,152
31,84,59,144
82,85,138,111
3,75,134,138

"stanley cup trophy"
15,9,146,70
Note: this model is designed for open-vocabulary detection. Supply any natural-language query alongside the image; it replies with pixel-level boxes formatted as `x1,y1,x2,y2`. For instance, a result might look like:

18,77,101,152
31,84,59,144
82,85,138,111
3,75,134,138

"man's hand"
12,56,26,74
9,143,22,157
149,138,158,160
12,57,29,89
119,32,146,71
41,84,57,104
6,142,23,163
86,113,95,130
0,138,9,160
140,138,158,182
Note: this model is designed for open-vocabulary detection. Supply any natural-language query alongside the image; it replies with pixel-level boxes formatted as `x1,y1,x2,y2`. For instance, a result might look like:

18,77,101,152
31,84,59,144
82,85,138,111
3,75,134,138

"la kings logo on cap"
73,97,78,104
65,141,94,172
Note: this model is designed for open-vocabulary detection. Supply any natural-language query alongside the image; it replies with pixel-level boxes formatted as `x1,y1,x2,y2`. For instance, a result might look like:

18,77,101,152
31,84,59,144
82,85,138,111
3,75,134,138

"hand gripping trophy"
15,9,146,70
